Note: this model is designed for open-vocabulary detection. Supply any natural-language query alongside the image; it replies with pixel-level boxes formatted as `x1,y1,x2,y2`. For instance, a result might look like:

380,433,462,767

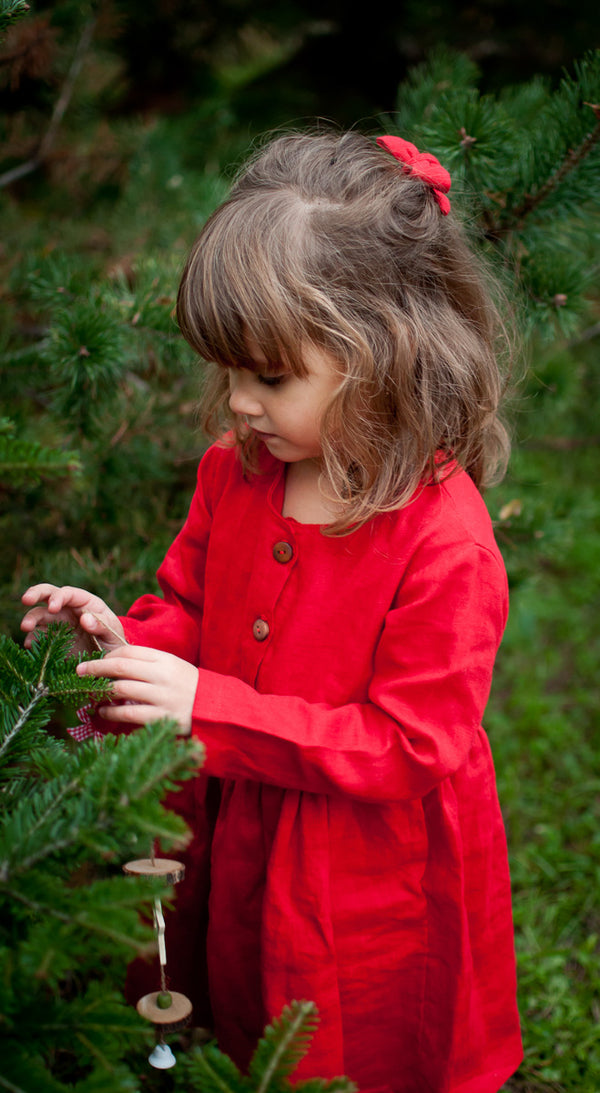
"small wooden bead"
136,991,192,1026
123,858,185,884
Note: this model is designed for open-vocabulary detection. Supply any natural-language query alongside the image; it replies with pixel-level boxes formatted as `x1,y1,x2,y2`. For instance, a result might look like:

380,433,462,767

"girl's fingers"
103,644,158,659
77,646,159,681
21,584,74,613
21,605,53,631
21,616,57,649
22,583,102,615
97,703,168,725
76,648,196,734
20,585,124,650
106,680,155,703
21,583,59,604
79,612,126,647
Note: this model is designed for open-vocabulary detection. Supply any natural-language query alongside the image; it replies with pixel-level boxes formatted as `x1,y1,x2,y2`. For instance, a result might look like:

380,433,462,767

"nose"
228,370,264,419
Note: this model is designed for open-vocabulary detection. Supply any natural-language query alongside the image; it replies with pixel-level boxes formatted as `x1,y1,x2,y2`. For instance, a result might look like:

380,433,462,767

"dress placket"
240,508,298,686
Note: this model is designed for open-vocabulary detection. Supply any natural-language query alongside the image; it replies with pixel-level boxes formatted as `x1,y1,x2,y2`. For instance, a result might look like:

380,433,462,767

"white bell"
148,1042,176,1069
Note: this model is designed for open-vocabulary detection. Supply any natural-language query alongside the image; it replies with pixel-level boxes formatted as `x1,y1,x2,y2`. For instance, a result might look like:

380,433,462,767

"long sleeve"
191,533,508,802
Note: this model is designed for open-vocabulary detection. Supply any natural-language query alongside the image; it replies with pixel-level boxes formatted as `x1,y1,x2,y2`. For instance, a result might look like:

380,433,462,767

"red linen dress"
121,440,522,1093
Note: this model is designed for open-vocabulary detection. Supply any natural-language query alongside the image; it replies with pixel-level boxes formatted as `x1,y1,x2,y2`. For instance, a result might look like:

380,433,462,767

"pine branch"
0,639,201,1089
107,717,203,805
496,107,600,235
0,702,52,784
0,683,47,766
249,1001,320,1091
0,729,195,880
0,15,96,189
73,1063,142,1093
0,0,29,42
181,1002,357,1093
0,428,81,487
1,775,91,874
0,633,32,689
0,626,112,783
183,1043,249,1093
3,875,157,954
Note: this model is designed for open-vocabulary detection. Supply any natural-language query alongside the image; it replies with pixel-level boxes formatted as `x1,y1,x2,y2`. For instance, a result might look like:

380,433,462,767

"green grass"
489,343,600,1090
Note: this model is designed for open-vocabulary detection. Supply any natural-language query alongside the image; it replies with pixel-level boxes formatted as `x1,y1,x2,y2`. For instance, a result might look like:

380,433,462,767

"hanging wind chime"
123,853,192,1069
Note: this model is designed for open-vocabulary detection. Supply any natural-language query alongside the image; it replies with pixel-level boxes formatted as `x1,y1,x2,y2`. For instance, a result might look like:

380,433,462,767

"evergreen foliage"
0,624,201,1092
0,416,81,487
0,0,28,39
1,4,600,1086
388,47,600,341
178,1001,356,1093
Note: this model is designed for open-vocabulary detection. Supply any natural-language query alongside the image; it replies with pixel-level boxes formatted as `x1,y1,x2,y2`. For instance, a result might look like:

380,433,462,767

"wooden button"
252,618,270,641
273,540,293,563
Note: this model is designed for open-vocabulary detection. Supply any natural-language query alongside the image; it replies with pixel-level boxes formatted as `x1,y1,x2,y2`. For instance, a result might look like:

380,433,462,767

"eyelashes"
257,374,288,387
227,364,292,390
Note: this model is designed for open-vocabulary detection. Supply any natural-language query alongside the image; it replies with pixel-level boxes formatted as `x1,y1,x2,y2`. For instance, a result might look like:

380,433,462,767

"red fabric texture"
121,441,522,1092
376,135,452,215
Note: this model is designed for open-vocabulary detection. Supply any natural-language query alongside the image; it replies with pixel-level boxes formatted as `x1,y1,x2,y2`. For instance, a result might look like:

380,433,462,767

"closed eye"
257,373,288,387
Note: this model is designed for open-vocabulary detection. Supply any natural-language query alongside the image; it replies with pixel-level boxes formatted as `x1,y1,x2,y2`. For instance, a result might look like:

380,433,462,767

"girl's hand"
76,646,198,735
21,583,126,655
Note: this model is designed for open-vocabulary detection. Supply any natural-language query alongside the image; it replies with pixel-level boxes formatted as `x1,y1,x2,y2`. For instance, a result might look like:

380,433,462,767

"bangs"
177,190,313,378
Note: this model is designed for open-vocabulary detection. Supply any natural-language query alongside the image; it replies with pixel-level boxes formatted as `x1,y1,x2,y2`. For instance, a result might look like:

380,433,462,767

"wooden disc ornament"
122,857,186,884
137,990,193,1026
122,854,191,1069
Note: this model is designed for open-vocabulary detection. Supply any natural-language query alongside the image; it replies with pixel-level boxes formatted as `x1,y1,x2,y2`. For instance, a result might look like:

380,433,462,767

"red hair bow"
376,135,451,215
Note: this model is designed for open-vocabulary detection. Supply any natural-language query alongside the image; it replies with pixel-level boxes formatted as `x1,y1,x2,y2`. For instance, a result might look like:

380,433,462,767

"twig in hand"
88,612,129,649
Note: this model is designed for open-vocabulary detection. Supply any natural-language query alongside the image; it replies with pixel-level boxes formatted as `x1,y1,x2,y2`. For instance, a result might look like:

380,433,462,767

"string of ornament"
123,850,192,1069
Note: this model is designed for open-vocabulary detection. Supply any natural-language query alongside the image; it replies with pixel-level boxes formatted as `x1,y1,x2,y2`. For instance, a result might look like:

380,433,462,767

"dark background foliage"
91,0,600,123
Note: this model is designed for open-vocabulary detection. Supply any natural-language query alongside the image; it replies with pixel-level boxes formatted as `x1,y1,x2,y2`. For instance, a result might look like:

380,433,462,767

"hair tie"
376,135,451,215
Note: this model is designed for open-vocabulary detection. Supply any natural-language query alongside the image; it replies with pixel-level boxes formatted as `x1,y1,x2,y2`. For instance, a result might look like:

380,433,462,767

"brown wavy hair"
177,128,512,534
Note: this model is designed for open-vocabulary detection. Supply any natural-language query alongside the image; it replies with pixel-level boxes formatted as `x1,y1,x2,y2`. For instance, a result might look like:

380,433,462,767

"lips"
251,428,277,441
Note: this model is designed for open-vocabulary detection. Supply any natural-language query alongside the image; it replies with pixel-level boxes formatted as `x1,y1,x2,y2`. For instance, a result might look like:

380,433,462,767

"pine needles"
0,625,200,1092
180,1001,357,1093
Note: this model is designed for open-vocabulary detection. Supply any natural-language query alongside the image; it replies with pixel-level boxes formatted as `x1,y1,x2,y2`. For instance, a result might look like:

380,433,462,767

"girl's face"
227,336,342,466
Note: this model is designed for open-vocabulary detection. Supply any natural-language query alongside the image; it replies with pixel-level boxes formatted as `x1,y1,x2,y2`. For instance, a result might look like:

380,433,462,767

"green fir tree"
0,623,199,1091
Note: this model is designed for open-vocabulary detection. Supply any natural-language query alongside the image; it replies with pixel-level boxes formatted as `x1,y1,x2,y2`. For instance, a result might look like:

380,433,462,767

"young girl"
21,130,523,1093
